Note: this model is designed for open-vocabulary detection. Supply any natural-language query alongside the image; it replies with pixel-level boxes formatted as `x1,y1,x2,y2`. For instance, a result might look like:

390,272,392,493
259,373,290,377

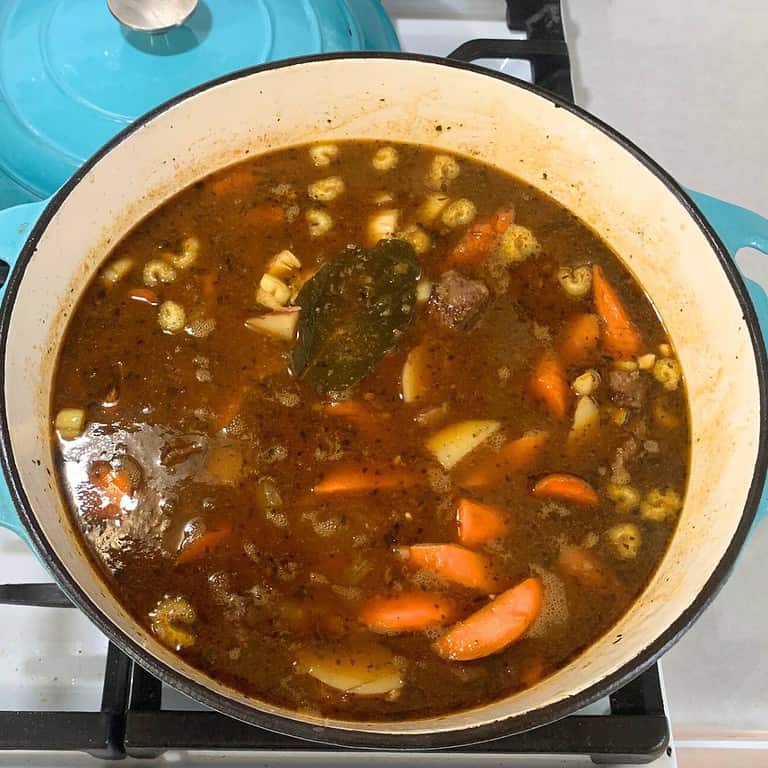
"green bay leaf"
291,239,420,394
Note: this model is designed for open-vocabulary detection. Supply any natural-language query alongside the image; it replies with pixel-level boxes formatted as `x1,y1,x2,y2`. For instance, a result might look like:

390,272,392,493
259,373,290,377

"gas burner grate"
0,582,669,763
448,0,573,101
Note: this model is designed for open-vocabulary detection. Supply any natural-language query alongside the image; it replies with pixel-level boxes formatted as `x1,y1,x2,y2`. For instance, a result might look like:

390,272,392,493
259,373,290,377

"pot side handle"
0,198,49,546
686,189,768,526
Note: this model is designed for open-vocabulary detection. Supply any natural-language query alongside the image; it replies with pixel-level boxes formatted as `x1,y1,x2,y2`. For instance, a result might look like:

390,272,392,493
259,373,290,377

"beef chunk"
608,369,648,409
431,270,489,329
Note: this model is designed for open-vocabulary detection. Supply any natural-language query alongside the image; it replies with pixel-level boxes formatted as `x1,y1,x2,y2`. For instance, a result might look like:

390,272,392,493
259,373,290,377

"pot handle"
687,189,768,525
0,198,50,545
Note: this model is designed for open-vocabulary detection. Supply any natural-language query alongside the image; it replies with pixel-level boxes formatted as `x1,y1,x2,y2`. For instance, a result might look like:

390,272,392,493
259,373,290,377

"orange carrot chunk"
459,431,549,488
245,204,285,229
433,577,543,661
359,593,458,634
107,469,133,496
558,313,601,367
449,223,495,265
520,655,546,688
530,351,570,420
559,546,629,606
127,287,159,306
177,525,231,565
449,207,514,265
557,545,609,589
558,545,628,602
532,473,599,507
401,544,499,591
89,464,134,517
498,431,549,471
209,168,258,197
313,465,419,495
210,388,245,432
493,208,515,234
592,265,642,359
321,400,383,436
198,271,219,307
456,498,511,547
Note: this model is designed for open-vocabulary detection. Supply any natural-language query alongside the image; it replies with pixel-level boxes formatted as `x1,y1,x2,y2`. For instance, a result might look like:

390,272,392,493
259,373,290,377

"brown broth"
51,141,689,720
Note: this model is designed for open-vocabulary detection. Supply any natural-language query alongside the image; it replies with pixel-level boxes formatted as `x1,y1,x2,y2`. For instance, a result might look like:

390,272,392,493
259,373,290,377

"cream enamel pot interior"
1,54,767,748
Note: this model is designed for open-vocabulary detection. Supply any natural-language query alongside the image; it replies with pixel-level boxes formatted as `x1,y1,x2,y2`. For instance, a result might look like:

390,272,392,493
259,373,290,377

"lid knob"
107,0,198,33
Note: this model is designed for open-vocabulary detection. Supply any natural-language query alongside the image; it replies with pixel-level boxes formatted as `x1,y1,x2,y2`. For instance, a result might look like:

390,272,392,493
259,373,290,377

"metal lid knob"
107,0,198,33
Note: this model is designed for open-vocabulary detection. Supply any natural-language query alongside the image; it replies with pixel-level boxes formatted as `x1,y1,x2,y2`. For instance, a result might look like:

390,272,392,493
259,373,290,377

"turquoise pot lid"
0,0,399,205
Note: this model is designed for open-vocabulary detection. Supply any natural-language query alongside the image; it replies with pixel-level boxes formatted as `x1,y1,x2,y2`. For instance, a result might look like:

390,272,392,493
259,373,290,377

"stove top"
0,2,677,765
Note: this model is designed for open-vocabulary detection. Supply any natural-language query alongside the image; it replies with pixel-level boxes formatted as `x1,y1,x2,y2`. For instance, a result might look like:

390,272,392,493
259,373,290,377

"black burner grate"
0,582,669,763
449,1,573,101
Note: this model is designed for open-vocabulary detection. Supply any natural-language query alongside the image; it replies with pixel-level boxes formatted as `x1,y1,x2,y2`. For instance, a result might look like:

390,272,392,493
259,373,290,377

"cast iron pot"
1,54,768,749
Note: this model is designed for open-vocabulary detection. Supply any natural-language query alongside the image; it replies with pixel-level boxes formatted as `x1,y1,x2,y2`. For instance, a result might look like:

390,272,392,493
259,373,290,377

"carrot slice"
177,525,231,565
449,223,495,265
456,498,511,547
448,207,514,265
433,577,543,661
530,350,570,420
84,464,134,519
209,167,258,197
559,546,629,606
520,655,546,688
359,593,458,634
592,265,642,358
126,287,159,306
557,546,628,601
210,388,246,432
498,431,549,470
459,431,549,488
557,545,609,589
321,400,383,436
558,313,601,367
557,545,628,604
313,465,419,495
108,470,133,496
402,544,500,591
532,473,599,506
493,208,515,234
198,271,218,307
245,204,285,229
90,464,133,515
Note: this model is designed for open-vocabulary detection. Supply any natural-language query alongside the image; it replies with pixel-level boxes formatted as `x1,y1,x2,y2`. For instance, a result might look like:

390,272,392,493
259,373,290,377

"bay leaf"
291,239,420,394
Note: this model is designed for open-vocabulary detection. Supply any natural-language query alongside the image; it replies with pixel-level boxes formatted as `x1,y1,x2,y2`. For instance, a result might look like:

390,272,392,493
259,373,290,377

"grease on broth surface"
51,141,689,719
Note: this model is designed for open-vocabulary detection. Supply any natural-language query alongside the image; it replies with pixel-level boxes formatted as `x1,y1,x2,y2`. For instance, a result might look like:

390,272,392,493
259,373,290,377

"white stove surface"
2,1,767,766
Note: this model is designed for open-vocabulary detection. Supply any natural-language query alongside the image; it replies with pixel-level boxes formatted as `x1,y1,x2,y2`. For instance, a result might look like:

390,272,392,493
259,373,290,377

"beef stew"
51,142,689,719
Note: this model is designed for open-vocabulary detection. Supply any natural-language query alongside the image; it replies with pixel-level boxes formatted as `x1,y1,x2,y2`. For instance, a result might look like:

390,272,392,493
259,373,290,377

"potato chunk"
426,420,500,470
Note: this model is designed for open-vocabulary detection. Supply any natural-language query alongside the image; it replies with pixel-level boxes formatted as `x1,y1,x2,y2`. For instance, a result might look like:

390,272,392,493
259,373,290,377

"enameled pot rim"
1,52,765,750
